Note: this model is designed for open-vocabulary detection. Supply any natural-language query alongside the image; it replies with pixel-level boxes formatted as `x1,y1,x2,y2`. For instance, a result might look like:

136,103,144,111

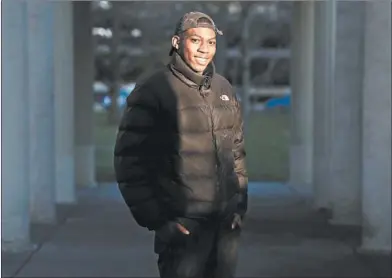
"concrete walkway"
2,182,388,277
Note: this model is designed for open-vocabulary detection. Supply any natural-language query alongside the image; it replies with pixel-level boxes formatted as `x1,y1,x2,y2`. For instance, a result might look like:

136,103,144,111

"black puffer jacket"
114,53,248,230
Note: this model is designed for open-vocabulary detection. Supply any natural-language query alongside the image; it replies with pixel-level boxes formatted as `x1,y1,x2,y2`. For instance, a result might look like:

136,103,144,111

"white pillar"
54,2,76,204
313,1,364,225
73,2,96,188
360,1,391,254
27,1,57,223
289,2,314,196
2,1,32,251
313,0,337,214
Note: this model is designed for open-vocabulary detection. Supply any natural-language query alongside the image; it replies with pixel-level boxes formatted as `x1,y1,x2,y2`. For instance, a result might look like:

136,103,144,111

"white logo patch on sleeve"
220,94,230,101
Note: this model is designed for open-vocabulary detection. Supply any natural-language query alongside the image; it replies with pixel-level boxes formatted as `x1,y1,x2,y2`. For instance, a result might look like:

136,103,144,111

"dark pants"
154,217,241,278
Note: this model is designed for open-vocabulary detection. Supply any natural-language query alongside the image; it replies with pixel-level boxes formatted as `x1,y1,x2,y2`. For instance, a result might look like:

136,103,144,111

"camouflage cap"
170,11,223,56
173,11,223,36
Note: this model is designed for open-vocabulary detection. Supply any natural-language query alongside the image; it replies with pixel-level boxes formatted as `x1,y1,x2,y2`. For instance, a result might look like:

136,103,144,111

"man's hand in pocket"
156,220,190,241
231,213,242,229
176,223,190,235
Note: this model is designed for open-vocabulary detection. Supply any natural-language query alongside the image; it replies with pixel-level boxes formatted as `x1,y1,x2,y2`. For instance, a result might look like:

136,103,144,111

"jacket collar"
169,52,215,90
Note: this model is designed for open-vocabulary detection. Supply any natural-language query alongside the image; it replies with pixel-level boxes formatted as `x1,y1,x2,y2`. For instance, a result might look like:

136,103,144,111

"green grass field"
94,108,290,182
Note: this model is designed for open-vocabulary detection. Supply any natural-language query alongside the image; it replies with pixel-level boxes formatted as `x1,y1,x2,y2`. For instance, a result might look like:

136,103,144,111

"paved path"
2,182,387,277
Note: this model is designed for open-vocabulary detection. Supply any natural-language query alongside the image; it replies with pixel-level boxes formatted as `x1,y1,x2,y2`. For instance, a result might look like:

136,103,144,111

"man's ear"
171,35,180,50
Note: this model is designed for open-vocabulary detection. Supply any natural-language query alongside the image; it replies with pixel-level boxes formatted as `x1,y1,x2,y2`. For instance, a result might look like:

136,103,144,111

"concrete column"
73,2,96,188
54,2,76,204
27,1,57,223
289,2,314,196
313,1,364,225
360,1,391,254
2,0,32,252
312,1,336,213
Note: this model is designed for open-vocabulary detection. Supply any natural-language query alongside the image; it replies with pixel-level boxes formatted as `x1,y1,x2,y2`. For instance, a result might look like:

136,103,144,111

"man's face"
175,27,217,74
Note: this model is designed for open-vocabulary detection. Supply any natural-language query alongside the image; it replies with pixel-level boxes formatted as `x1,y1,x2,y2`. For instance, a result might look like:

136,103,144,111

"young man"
114,11,248,278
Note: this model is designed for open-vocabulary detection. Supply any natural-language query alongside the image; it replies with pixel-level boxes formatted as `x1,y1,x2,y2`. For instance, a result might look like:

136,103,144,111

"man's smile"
195,57,209,65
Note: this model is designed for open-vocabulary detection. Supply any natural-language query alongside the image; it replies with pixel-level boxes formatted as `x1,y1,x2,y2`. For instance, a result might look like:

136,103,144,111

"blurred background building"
2,0,391,273
91,1,293,182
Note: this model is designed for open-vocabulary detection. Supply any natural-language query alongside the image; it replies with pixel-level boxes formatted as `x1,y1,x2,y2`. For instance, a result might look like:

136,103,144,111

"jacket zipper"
200,90,221,212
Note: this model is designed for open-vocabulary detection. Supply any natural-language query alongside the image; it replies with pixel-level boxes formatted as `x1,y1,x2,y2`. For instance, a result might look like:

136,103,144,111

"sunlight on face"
180,27,217,74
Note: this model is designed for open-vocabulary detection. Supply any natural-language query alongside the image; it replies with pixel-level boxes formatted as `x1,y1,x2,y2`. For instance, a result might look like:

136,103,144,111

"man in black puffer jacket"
114,11,248,278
